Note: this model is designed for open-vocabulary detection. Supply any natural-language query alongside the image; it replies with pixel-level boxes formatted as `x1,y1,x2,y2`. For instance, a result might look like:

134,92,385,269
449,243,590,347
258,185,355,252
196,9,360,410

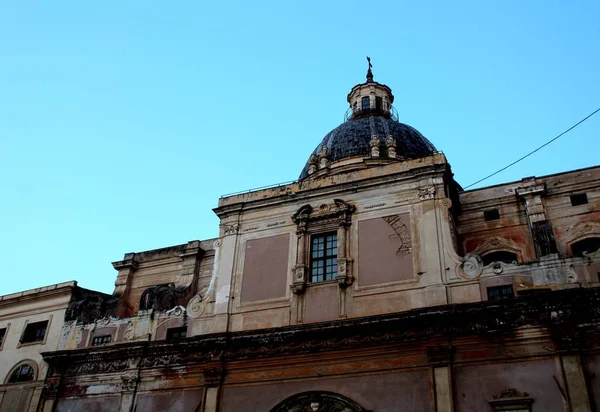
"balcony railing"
344,105,399,122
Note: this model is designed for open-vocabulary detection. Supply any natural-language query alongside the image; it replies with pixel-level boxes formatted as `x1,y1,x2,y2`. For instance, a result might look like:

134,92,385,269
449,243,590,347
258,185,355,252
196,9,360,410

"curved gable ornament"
564,221,600,245
269,391,370,412
474,236,522,259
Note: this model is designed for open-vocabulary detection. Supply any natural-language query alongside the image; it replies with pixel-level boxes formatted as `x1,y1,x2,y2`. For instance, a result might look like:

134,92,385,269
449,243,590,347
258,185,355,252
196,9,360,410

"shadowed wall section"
135,391,203,411
358,213,413,285
221,370,431,412
454,359,563,412
56,396,120,412
241,234,290,303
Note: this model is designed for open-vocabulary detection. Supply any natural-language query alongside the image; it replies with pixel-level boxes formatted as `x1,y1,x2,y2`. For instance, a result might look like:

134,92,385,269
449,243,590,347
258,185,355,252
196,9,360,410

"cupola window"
361,96,370,112
376,96,383,112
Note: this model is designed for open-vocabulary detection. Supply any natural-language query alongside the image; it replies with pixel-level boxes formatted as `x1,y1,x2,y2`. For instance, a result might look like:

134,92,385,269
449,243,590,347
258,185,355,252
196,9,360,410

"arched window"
269,391,368,412
8,363,35,383
571,237,600,257
482,251,518,266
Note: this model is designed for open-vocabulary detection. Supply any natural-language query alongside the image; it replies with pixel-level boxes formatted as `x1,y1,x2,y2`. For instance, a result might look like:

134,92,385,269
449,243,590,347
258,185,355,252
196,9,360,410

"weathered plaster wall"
454,359,564,412
241,234,289,303
221,370,431,412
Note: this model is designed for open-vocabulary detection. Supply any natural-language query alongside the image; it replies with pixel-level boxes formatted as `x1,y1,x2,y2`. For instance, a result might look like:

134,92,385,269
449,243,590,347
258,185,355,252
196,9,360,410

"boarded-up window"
241,234,290,303
358,214,413,286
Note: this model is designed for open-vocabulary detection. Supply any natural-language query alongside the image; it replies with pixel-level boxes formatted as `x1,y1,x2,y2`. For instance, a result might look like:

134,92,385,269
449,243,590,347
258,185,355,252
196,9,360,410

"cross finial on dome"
366,56,374,82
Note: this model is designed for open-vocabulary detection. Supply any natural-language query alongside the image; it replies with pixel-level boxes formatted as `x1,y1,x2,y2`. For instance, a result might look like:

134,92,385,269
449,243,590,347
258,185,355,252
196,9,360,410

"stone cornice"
42,287,600,376
0,282,75,308
214,160,449,218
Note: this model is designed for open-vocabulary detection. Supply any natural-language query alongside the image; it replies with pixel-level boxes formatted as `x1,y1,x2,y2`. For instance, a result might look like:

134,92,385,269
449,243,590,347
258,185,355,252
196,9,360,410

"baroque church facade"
4,67,600,411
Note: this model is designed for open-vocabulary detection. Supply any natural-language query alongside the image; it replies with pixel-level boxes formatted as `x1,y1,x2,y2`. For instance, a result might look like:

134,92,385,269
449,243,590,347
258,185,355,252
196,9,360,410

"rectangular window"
91,335,112,346
166,326,187,341
21,320,48,344
484,208,500,221
361,96,370,112
570,193,588,206
487,285,515,301
375,96,383,111
0,328,6,348
310,232,338,282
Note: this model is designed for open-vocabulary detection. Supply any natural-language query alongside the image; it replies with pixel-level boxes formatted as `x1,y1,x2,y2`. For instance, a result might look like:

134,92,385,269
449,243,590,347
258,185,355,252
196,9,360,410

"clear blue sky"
1,1,598,295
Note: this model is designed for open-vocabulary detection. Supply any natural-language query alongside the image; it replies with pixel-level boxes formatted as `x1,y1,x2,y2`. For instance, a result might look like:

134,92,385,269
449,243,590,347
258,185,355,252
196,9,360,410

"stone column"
202,366,223,412
428,346,454,412
434,367,453,412
560,354,591,412
203,388,219,412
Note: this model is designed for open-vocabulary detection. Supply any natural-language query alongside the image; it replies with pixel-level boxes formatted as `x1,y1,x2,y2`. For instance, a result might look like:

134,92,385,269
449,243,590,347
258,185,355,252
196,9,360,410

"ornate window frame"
564,221,600,257
269,391,368,412
291,199,355,294
474,236,523,264
488,387,534,411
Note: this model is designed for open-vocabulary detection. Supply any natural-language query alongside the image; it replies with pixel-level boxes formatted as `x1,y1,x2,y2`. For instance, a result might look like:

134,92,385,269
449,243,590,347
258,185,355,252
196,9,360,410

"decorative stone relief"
474,236,522,259
165,305,186,317
369,135,380,157
318,146,331,170
418,186,436,200
139,283,186,312
385,134,397,158
458,252,484,279
307,153,319,175
489,387,534,412
124,321,134,341
121,375,138,391
382,215,412,255
564,221,600,253
222,223,240,236
269,391,368,412
187,290,209,318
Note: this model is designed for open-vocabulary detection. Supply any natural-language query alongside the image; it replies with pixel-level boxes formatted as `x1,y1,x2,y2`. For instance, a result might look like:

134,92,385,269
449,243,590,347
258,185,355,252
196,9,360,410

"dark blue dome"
299,116,436,180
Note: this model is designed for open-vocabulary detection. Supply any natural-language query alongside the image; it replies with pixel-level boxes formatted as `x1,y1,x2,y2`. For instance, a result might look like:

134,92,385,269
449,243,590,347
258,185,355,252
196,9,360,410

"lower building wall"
56,395,120,412
221,369,431,412
135,390,203,411
454,358,565,412
584,354,600,411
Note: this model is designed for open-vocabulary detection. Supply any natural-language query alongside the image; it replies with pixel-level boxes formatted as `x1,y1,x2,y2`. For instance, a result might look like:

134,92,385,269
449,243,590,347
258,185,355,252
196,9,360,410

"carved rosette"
418,186,436,200
121,375,138,392
222,223,240,236
291,200,356,293
458,252,484,279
